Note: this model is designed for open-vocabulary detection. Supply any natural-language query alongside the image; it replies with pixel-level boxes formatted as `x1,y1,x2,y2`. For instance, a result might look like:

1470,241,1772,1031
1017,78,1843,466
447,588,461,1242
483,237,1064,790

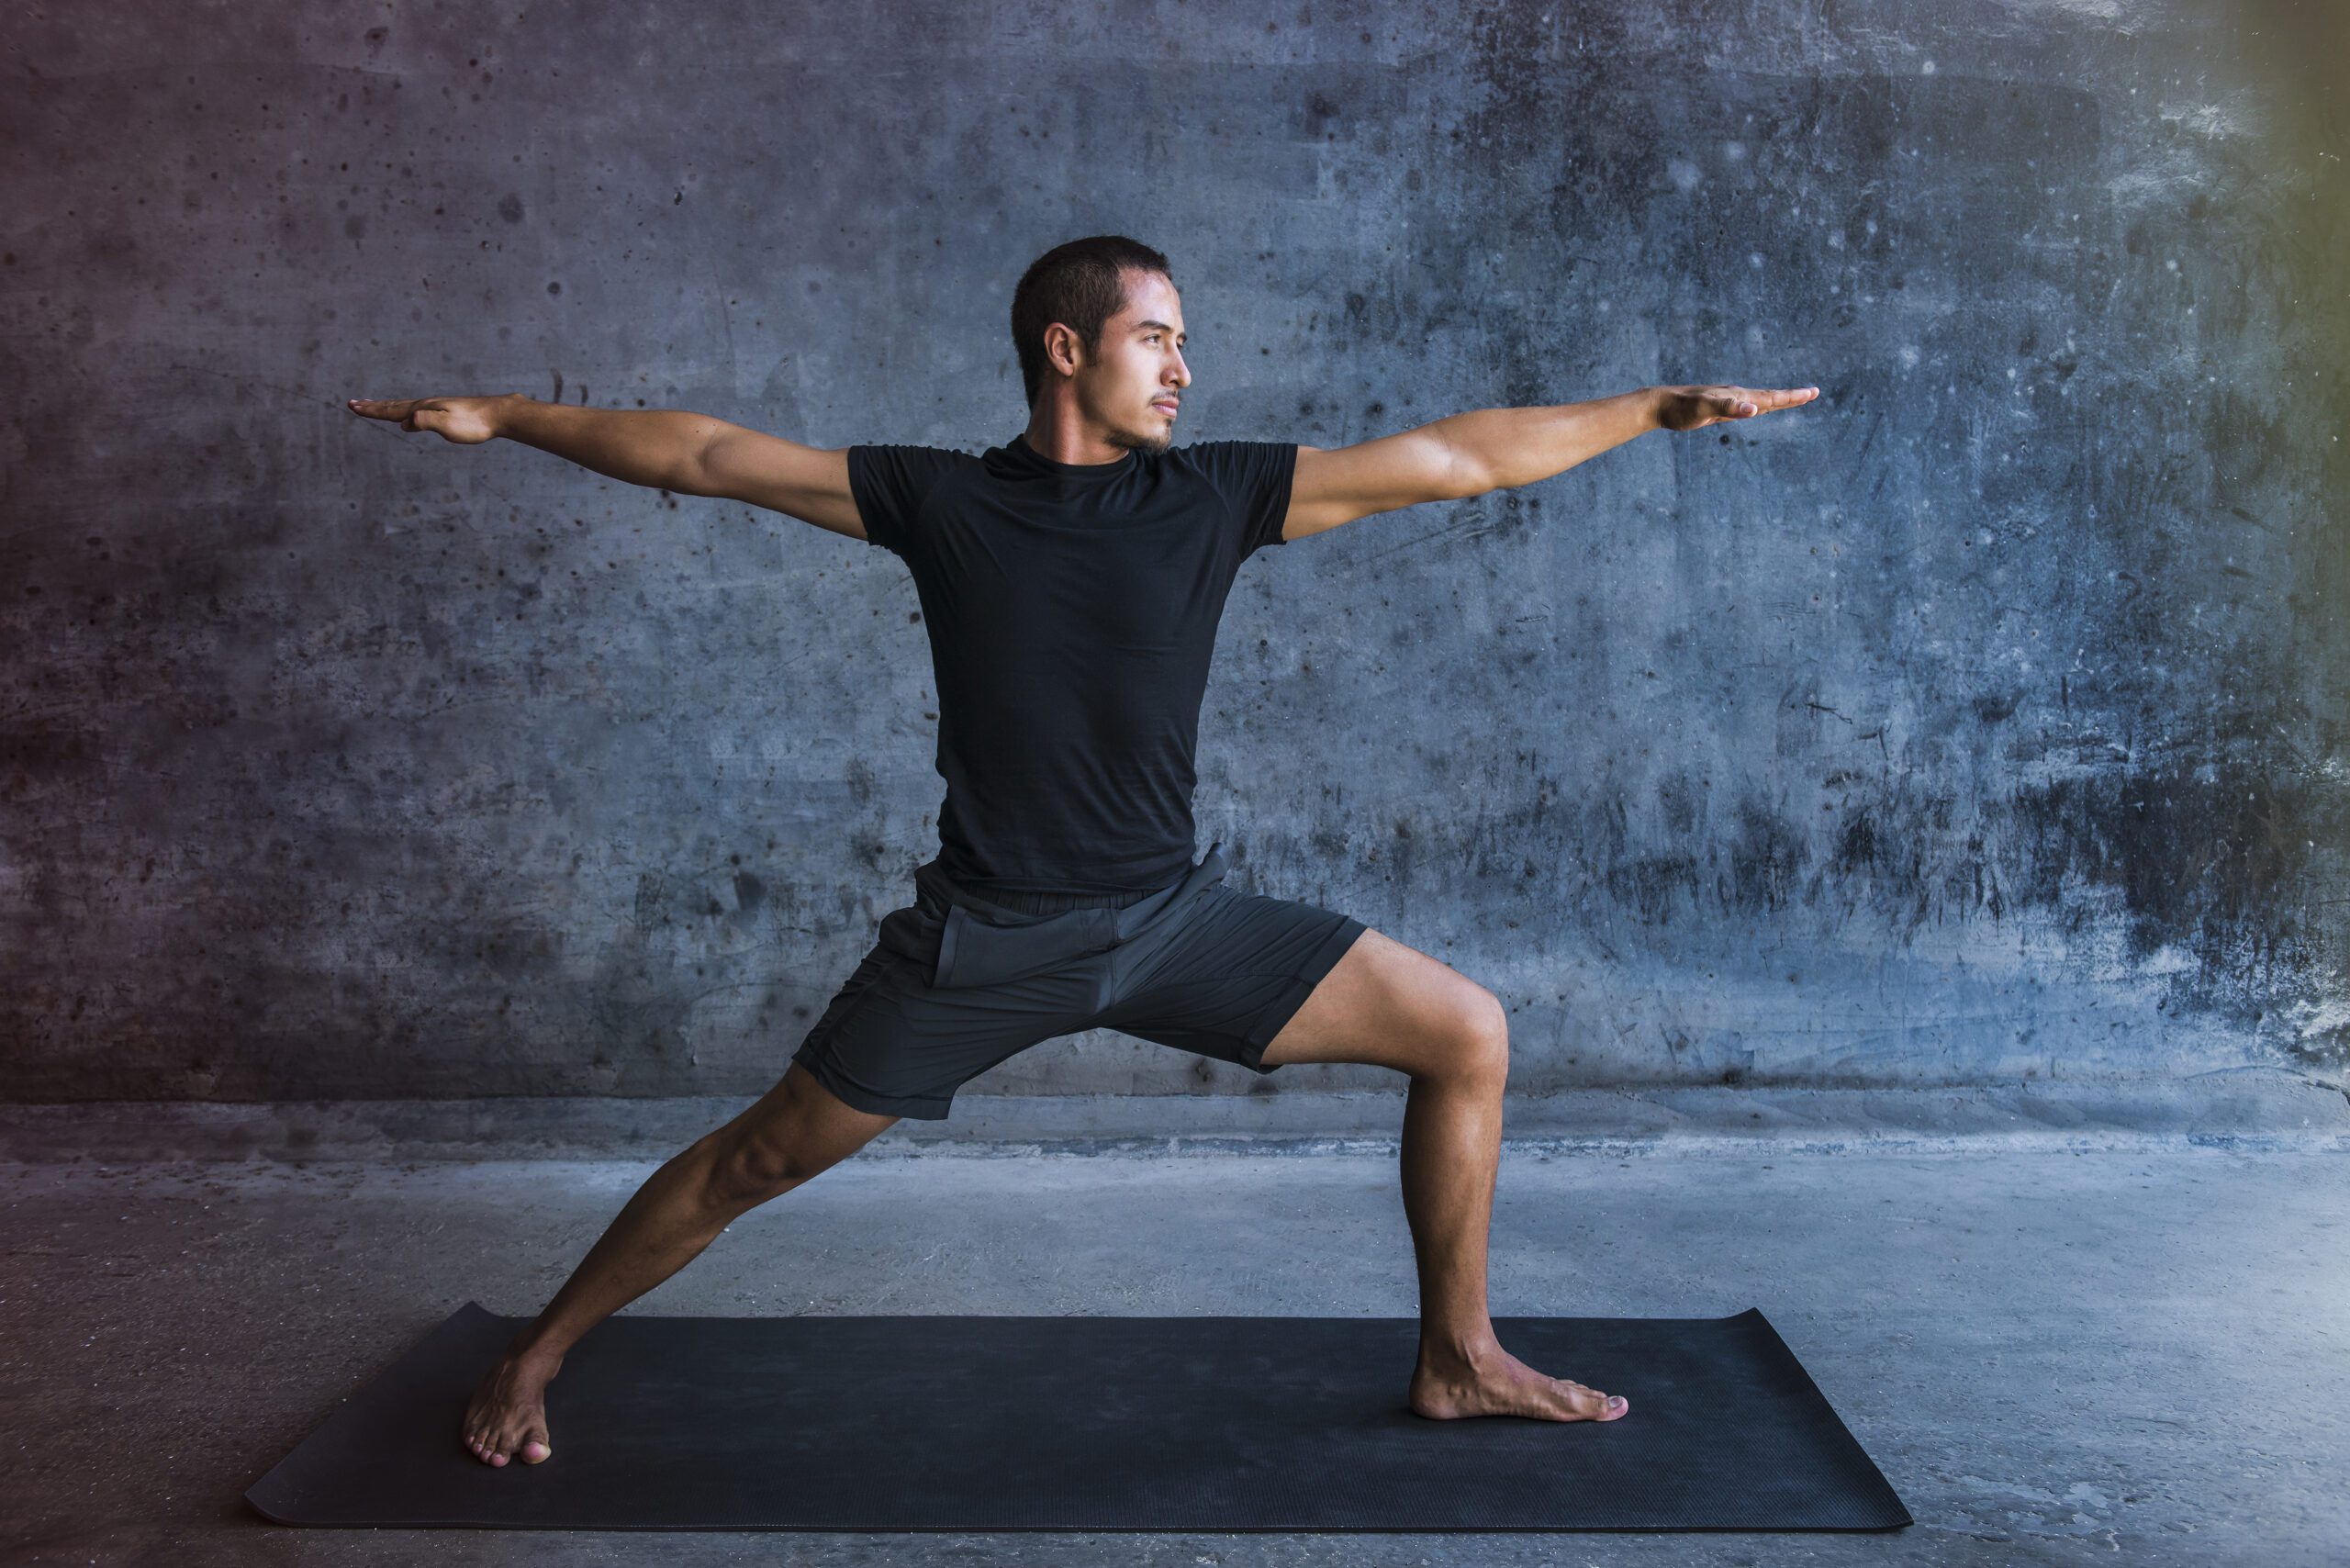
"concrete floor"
3,1085,2346,1566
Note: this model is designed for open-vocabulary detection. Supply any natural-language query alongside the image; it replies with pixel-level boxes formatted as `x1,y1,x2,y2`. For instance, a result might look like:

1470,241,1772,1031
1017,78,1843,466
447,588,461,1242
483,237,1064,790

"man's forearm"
492,395,725,492
1429,386,1662,495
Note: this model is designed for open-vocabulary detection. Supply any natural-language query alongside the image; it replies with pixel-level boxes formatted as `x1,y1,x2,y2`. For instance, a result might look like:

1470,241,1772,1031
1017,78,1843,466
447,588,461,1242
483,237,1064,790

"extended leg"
460,1062,900,1466
1259,927,1628,1422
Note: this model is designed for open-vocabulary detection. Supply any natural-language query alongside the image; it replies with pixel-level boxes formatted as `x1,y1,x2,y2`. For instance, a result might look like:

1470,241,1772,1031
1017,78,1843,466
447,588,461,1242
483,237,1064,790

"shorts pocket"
874,903,944,972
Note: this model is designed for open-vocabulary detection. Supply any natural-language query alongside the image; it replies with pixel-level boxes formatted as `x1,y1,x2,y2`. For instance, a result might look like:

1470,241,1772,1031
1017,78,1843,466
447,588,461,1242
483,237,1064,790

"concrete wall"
3,1,2342,1104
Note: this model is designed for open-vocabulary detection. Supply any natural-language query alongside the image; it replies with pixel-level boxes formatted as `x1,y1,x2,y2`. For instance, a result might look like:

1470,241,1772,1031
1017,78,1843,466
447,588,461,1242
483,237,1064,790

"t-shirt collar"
1006,430,1138,481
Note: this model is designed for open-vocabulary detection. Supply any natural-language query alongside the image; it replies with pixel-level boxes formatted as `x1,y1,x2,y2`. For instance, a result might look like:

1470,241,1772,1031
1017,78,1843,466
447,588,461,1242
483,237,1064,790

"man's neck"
1020,409,1131,467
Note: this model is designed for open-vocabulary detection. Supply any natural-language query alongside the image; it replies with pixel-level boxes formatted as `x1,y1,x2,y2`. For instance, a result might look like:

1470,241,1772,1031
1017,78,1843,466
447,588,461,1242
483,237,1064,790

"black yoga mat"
246,1302,1910,1532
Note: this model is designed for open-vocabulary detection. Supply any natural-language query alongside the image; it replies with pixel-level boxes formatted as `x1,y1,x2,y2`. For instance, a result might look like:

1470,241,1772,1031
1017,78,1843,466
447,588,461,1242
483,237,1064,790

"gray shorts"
790,842,1369,1120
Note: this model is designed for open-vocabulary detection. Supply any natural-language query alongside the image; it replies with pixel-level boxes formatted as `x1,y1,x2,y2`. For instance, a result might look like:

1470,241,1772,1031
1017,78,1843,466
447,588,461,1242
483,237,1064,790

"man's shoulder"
1174,436,1293,458
1169,437,1299,484
851,441,982,465
1171,438,1301,479
846,444,985,554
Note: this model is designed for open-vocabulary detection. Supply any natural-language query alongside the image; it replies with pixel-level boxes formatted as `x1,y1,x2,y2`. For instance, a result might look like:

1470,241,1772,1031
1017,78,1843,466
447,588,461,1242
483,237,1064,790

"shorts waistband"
914,846,1225,920
968,885,1153,913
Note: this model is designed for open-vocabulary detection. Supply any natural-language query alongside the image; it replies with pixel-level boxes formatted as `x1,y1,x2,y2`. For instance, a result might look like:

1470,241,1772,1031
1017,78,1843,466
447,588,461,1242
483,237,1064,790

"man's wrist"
488,391,532,442
1638,386,1668,431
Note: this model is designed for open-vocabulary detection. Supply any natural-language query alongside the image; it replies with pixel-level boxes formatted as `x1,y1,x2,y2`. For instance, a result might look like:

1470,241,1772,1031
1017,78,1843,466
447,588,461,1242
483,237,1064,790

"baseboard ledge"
2,1071,2344,1164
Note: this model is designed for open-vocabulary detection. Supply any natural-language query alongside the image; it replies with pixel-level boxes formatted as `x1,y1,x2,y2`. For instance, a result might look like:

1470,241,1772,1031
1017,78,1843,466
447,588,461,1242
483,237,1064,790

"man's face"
1072,269,1190,455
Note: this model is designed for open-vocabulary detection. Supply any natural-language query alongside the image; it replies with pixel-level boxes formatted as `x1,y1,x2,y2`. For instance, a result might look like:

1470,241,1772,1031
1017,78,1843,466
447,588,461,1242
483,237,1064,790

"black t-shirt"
848,431,1298,895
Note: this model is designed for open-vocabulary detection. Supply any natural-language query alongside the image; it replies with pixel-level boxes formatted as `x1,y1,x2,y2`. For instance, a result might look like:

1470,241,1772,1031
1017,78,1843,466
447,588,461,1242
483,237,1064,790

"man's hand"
345,392,514,444
1652,384,1818,431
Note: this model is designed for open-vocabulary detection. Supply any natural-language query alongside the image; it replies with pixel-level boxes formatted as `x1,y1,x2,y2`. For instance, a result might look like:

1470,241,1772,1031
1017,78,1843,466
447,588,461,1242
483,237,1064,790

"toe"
520,1434,551,1463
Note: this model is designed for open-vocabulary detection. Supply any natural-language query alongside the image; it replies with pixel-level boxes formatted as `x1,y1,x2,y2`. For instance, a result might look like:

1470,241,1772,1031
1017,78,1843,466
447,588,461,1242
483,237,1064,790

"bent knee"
1457,991,1513,1081
1443,987,1511,1086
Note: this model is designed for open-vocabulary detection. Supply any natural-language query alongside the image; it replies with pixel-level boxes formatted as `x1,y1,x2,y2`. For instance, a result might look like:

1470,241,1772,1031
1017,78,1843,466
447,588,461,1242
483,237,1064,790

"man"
350,234,1816,1469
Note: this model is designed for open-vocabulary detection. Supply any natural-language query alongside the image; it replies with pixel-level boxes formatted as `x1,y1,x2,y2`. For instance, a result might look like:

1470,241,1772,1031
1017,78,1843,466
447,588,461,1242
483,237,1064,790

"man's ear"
1045,322,1083,378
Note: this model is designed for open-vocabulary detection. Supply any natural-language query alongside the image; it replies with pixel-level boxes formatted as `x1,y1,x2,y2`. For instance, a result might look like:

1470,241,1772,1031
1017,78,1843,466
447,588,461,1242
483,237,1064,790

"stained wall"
2,1,2341,1103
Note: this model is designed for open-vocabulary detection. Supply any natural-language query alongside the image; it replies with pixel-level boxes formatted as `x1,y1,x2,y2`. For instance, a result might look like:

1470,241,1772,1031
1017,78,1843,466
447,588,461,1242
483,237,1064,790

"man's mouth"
1152,400,1179,416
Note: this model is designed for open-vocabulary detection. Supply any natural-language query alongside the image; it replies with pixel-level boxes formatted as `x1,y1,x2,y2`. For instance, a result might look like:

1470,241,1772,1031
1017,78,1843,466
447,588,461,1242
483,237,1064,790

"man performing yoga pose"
348,234,1816,1468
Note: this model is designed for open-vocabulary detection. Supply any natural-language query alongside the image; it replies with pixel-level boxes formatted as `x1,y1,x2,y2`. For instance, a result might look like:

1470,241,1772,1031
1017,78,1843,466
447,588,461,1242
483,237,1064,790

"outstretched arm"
1282,383,1819,543
346,392,864,540
1445,383,1819,491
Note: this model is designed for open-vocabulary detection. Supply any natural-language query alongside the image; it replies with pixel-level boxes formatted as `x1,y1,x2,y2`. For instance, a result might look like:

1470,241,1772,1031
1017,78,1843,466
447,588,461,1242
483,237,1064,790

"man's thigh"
1091,884,1367,1075
789,933,1098,1121
1254,925,1504,1077
1098,885,1500,1080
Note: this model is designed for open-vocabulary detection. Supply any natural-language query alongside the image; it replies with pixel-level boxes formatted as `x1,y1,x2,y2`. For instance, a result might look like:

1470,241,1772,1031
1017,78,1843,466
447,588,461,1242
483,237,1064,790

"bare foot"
460,1338,563,1466
1408,1340,1629,1422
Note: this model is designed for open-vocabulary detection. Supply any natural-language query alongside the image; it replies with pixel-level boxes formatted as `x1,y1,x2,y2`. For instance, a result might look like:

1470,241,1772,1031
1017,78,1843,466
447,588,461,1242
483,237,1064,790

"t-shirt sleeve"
845,444,966,556
1188,440,1300,558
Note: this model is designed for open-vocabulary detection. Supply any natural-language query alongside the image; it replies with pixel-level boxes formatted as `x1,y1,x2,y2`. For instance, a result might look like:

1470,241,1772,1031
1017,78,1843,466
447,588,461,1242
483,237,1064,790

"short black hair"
1011,235,1173,409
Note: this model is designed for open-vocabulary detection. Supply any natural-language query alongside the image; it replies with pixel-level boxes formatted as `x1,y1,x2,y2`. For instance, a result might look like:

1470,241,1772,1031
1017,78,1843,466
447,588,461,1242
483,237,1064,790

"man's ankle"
1416,1327,1504,1372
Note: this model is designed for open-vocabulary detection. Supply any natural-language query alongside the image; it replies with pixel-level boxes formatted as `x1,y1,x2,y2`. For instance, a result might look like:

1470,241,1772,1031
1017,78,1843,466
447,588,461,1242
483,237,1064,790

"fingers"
1710,385,1820,418
346,397,432,426
347,397,447,436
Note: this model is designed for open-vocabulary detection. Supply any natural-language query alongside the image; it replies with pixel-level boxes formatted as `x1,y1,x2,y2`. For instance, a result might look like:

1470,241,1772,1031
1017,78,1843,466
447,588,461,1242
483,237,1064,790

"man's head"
1012,235,1190,455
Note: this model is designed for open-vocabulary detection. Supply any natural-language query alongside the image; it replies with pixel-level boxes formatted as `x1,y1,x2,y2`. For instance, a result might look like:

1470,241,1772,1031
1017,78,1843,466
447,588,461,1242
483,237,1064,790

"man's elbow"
1438,442,1497,502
